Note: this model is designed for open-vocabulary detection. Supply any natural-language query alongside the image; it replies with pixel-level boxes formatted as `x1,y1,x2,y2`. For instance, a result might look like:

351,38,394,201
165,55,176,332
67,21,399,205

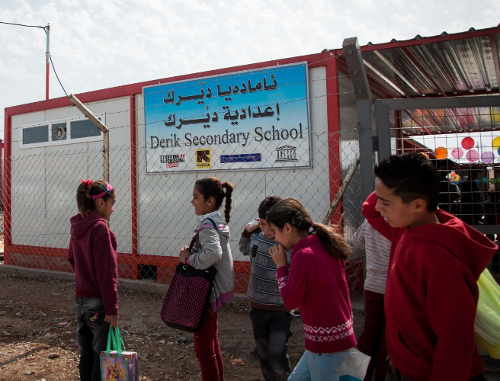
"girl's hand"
269,243,287,268
179,248,191,264
105,314,119,328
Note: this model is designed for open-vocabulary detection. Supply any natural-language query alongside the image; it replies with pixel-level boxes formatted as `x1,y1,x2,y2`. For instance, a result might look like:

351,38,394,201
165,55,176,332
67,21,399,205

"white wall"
10,97,132,254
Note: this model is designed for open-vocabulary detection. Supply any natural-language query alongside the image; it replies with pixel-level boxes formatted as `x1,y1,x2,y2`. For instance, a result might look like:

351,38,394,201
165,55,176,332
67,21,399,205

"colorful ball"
493,136,500,150
462,137,475,150
466,149,479,162
481,151,495,164
451,147,464,159
434,146,447,160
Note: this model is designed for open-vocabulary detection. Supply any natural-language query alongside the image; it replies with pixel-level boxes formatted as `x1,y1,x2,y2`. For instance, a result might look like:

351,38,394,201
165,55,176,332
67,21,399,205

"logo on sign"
195,149,212,169
275,145,298,162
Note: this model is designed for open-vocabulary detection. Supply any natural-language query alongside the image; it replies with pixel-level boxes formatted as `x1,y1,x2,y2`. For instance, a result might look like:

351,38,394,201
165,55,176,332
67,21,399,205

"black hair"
258,195,282,219
374,152,440,211
194,177,235,223
266,198,351,261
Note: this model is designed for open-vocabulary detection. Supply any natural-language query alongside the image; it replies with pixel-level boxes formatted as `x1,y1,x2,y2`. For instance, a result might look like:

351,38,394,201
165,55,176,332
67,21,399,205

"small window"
20,113,105,149
70,119,101,139
23,125,48,144
52,122,67,141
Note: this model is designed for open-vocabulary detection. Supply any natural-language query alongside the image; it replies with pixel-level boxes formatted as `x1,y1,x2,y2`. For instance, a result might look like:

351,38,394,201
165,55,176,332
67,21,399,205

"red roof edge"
5,52,327,117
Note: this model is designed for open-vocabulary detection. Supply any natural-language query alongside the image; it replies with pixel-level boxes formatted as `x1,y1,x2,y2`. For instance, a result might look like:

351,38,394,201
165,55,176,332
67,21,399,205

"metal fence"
3,127,366,310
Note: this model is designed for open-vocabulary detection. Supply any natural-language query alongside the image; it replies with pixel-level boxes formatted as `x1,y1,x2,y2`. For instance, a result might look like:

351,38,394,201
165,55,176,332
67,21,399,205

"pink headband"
92,182,114,200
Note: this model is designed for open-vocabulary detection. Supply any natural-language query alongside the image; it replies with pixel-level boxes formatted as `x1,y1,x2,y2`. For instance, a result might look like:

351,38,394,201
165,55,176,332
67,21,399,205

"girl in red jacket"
267,198,356,380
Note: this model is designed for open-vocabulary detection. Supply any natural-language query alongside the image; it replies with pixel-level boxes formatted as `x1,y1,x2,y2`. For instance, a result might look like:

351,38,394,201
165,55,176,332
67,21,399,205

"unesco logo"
275,145,298,162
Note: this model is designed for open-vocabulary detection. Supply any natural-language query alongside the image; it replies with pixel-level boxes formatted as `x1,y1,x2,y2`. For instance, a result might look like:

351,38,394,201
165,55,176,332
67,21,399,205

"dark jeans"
75,297,110,381
357,290,387,381
250,308,292,381
193,308,224,381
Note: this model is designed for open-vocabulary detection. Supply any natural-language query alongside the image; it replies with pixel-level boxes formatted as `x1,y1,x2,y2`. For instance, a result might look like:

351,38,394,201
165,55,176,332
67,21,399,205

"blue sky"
1,0,499,137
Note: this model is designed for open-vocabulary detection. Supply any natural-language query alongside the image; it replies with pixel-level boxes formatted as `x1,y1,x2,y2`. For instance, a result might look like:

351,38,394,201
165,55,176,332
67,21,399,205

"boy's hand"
269,243,288,268
105,314,119,328
245,218,260,233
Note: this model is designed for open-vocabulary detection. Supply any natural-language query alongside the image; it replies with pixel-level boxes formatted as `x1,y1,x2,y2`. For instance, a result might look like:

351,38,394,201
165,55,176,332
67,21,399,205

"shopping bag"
339,347,371,381
475,268,500,359
100,327,139,381
160,262,217,332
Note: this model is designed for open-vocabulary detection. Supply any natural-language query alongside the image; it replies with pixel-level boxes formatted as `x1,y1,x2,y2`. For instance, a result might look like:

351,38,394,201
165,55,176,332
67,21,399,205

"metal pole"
322,158,360,225
45,24,50,100
68,94,110,183
343,37,375,199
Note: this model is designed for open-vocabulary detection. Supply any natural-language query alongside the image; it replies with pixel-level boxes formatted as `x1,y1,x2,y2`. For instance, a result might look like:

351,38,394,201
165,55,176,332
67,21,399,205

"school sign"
143,63,311,173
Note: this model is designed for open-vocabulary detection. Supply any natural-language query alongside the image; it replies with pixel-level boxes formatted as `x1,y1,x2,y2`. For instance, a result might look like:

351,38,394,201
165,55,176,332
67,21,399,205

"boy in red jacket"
362,153,496,381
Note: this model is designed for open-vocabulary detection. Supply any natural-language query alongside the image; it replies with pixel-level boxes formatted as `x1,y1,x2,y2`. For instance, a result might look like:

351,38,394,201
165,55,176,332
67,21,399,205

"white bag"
339,347,371,381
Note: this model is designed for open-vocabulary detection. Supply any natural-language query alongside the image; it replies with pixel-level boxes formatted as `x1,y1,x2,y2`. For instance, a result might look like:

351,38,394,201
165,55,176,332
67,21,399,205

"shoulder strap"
202,218,218,231
189,218,220,251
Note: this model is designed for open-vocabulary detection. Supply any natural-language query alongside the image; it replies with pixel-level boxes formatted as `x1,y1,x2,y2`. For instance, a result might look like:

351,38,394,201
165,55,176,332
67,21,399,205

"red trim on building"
326,53,343,226
5,53,325,118
130,95,138,257
3,113,11,262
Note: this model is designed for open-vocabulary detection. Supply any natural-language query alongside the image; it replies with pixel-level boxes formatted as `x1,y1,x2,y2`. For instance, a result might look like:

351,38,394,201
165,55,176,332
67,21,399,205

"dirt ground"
0,269,365,381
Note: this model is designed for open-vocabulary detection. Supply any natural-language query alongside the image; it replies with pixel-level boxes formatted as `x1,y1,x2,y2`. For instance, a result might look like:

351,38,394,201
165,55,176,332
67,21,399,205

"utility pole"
44,24,50,100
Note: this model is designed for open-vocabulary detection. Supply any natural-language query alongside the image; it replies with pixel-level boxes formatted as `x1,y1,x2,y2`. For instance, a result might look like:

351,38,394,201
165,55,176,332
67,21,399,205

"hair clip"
81,179,93,188
221,182,226,189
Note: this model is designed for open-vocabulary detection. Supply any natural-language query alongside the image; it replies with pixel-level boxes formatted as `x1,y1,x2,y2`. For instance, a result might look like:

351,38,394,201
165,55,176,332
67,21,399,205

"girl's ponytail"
222,182,234,223
266,198,351,261
311,222,351,261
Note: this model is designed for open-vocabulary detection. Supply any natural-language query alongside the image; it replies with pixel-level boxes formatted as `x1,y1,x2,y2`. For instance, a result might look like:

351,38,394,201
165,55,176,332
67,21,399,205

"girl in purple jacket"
68,179,118,381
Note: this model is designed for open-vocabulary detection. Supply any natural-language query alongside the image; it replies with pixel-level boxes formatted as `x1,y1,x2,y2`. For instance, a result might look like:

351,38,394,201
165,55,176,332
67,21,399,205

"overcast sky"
0,0,498,137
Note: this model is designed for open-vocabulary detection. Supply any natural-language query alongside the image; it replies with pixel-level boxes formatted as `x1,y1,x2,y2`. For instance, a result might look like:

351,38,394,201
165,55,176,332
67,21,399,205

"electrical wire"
0,21,45,29
48,53,68,96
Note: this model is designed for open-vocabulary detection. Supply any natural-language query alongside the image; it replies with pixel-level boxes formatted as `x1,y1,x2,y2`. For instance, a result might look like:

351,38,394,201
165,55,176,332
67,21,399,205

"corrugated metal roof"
342,25,500,136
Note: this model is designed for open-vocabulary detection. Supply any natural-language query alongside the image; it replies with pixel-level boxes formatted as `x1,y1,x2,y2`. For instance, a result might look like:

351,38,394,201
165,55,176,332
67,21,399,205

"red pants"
193,308,224,381
357,290,388,381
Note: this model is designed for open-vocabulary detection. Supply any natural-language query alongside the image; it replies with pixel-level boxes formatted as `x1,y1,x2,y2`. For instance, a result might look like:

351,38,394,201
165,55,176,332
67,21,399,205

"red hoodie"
363,192,496,381
68,212,119,315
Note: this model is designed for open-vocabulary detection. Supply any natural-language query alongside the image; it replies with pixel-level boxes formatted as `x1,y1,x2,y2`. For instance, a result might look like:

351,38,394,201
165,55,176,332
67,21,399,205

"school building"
3,25,500,293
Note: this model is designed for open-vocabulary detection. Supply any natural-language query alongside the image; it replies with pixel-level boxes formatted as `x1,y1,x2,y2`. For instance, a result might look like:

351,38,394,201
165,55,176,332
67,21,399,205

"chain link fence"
3,126,365,311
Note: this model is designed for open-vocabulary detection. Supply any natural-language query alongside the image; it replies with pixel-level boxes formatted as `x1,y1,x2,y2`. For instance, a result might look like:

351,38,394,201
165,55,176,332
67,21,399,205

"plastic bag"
475,268,500,359
339,347,371,381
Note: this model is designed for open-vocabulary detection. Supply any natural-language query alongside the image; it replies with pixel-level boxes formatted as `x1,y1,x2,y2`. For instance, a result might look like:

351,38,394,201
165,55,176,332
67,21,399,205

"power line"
0,21,45,29
48,53,68,96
